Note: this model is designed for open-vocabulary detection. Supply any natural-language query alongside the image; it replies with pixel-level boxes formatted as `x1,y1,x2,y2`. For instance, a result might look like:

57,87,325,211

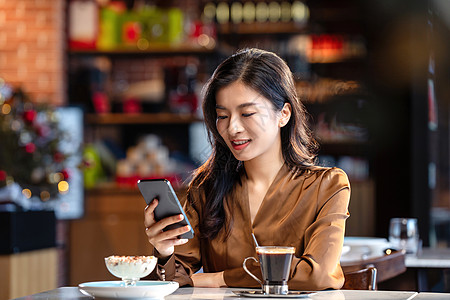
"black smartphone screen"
138,179,194,239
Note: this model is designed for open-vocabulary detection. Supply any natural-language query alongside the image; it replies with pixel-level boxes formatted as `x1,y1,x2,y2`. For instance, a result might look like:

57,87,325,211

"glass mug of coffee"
243,246,295,295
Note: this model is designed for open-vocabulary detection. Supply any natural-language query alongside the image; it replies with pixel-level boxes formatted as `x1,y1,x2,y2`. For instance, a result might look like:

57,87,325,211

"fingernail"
179,214,184,220
180,239,188,243
186,225,190,231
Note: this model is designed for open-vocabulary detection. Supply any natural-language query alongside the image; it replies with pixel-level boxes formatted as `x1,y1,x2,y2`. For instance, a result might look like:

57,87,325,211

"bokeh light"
22,188,32,199
58,180,69,194
40,190,50,201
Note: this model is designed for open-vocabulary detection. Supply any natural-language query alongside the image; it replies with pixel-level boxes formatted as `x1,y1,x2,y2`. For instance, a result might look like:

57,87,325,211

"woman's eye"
242,112,256,117
217,115,228,120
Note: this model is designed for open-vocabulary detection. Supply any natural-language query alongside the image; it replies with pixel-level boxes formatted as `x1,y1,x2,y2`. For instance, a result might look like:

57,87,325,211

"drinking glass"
388,218,420,255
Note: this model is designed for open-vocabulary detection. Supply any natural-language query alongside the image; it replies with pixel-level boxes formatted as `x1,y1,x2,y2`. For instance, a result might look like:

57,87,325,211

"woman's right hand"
144,199,191,258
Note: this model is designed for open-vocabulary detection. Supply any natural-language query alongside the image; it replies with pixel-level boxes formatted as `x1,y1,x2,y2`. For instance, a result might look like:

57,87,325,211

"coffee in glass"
243,246,295,295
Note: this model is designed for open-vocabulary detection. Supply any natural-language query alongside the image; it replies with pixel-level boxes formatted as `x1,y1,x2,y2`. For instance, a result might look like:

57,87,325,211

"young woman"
144,48,350,290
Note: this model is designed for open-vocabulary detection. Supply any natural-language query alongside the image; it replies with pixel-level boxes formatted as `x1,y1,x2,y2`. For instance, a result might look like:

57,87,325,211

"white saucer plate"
78,280,179,299
233,290,317,298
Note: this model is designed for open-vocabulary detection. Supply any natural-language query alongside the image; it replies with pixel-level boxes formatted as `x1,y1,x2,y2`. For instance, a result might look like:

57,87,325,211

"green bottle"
120,9,142,48
97,5,122,50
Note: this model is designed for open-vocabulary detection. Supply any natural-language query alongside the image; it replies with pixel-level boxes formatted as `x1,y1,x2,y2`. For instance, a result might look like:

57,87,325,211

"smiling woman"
215,81,291,163
143,48,351,291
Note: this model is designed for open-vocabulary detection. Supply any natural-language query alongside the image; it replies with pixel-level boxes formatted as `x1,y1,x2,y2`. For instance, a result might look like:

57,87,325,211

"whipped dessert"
105,255,157,283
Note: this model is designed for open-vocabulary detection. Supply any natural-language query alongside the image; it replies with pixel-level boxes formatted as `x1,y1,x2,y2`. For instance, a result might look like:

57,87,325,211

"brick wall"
0,0,65,105
0,0,68,287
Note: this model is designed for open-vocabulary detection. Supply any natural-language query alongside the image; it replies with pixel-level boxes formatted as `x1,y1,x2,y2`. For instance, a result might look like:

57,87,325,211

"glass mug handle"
243,257,262,286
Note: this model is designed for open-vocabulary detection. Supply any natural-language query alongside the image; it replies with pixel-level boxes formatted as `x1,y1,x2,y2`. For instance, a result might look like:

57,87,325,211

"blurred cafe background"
1,0,450,298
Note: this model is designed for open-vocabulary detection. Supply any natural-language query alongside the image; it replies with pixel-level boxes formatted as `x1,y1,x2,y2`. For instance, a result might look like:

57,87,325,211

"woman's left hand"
191,271,227,288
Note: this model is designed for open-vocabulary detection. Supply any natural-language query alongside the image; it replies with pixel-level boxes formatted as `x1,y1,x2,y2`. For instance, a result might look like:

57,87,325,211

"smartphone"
138,179,194,239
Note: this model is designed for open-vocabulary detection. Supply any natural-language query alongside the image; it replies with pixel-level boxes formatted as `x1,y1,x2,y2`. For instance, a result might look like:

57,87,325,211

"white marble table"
411,293,450,299
12,286,422,300
170,288,419,300
405,248,450,269
403,247,450,292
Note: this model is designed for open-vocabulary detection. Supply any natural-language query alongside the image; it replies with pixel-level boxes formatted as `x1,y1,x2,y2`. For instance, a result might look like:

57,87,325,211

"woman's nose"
228,116,244,135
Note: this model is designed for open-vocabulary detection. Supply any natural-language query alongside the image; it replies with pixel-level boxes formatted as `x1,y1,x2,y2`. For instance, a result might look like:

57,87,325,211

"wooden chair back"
341,250,406,284
343,267,377,290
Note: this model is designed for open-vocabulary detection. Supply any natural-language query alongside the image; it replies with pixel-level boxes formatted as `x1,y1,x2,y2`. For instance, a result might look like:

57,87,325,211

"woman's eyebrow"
215,102,257,110
238,102,257,108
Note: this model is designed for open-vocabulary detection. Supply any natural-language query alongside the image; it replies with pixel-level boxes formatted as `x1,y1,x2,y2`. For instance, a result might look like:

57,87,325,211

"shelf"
85,113,203,125
86,181,187,195
85,182,140,195
69,43,216,56
217,21,307,35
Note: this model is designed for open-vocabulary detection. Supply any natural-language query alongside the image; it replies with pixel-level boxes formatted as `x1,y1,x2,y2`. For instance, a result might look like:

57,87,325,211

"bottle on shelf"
71,2,212,51
68,0,99,49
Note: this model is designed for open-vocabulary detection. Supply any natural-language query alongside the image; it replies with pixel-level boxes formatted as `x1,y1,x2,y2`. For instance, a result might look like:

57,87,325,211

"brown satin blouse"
151,164,350,291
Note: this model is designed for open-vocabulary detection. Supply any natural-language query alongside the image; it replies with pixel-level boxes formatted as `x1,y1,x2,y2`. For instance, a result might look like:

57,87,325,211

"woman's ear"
279,103,292,127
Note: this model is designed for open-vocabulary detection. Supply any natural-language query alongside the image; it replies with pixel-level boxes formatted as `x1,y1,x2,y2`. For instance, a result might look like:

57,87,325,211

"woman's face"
215,81,290,163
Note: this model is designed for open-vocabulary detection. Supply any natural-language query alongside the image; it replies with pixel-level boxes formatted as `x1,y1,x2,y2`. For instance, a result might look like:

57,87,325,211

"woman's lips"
231,139,250,150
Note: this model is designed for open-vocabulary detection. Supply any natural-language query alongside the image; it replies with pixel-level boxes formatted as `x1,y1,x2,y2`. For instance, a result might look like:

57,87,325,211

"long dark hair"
188,48,318,240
